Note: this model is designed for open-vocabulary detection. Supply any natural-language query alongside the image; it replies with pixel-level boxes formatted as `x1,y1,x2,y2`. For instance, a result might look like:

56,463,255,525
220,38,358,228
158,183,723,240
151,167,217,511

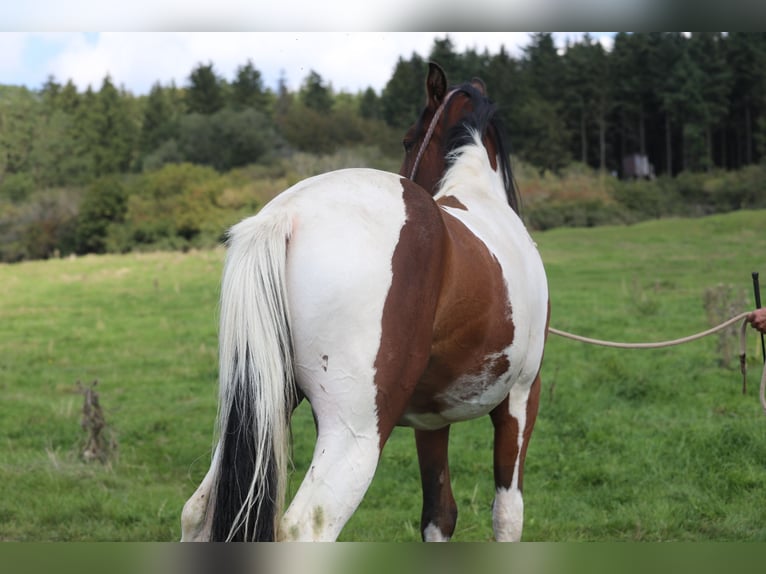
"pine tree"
688,33,732,170
231,59,270,111
519,33,571,172
359,87,381,120
90,76,137,175
428,35,461,80
485,46,526,151
57,80,81,115
40,75,61,114
187,62,225,115
140,82,176,155
381,53,426,130
300,70,333,114
726,32,766,166
610,32,658,166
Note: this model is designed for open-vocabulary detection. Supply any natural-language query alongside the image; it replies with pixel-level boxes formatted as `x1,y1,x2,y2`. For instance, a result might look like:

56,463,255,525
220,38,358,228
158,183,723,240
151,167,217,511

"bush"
74,176,127,254
178,108,284,172
525,199,633,231
111,163,230,252
611,177,679,220
0,188,81,262
141,139,183,172
0,172,36,202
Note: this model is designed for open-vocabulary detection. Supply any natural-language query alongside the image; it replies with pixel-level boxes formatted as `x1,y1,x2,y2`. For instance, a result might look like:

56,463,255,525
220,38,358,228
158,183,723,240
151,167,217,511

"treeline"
402,32,766,175
0,60,400,197
1,32,766,262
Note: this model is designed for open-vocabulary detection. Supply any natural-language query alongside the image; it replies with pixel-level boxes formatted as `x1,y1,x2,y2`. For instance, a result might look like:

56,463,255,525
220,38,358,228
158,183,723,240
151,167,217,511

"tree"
178,107,281,171
518,33,571,172
359,87,381,120
517,98,571,174
726,32,766,166
140,82,177,156
563,35,599,166
187,62,225,115
523,33,566,104
0,86,39,182
485,46,527,154
40,75,61,114
300,70,333,114
89,75,137,176
30,109,87,188
688,33,732,170
381,53,426,130
74,175,127,254
428,35,461,80
57,79,81,115
231,59,270,111
211,108,282,170
610,32,660,171
651,33,704,174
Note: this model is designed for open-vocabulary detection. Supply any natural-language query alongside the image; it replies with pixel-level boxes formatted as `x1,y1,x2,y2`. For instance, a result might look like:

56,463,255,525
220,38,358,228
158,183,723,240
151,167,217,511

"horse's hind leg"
181,446,221,541
489,374,541,541
415,426,457,541
277,417,381,541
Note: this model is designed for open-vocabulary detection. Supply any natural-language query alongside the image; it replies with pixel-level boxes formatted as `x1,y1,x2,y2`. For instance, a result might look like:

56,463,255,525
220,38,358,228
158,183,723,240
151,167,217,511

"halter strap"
408,88,462,181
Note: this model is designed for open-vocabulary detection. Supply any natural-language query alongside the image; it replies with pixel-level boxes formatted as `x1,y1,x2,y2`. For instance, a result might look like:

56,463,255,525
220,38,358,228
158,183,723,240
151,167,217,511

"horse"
180,62,549,542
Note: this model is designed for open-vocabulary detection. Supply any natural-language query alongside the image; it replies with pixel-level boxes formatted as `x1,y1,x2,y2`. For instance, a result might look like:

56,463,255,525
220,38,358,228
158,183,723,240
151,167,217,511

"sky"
0,32,615,97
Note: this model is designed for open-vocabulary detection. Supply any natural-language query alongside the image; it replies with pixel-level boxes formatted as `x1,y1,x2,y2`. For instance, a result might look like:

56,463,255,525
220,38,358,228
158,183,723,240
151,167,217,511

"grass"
1,210,765,541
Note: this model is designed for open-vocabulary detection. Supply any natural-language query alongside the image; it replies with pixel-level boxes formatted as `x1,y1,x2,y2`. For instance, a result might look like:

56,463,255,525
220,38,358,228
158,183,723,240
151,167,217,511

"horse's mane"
443,82,520,215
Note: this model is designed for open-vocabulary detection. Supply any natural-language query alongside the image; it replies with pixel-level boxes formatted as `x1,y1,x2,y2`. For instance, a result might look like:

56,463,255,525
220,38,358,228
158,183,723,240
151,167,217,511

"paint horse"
181,62,549,542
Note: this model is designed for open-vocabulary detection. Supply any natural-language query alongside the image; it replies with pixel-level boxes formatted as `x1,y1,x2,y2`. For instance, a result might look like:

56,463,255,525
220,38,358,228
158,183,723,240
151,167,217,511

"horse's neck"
435,147,508,209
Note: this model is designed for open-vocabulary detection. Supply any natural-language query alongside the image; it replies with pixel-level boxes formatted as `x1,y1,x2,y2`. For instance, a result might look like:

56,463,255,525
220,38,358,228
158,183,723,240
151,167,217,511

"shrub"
0,172,36,202
74,176,127,254
0,188,81,262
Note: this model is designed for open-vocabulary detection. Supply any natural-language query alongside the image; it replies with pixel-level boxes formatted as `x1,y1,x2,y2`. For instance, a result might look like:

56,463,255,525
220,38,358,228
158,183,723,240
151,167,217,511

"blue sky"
0,32,613,96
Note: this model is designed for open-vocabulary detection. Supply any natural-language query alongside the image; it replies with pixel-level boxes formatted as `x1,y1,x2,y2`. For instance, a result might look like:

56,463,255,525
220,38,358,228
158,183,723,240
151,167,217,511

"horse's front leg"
489,374,541,541
415,425,457,541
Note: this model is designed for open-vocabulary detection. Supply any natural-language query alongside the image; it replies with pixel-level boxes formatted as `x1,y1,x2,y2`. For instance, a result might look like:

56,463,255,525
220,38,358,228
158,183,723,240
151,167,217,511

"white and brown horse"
181,63,549,542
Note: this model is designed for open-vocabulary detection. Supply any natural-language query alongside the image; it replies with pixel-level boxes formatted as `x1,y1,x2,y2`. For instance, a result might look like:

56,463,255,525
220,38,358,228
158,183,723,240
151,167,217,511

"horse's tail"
209,212,296,541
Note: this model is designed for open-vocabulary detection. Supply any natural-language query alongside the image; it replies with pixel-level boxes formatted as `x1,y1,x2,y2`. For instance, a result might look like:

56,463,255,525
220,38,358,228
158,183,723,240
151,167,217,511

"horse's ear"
426,62,448,109
471,77,487,96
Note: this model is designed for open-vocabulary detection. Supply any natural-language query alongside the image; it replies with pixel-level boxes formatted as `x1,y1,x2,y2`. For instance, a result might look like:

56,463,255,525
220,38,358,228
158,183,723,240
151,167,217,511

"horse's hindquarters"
276,170,446,539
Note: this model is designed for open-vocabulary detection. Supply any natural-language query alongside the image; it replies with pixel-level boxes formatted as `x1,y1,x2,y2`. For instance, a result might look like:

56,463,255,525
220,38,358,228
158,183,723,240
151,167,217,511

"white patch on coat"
423,522,450,542
260,168,409,540
492,486,524,542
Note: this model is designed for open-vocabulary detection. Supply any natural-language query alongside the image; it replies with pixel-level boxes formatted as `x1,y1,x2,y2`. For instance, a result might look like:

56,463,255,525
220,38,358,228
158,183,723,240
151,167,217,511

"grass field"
2,209,765,541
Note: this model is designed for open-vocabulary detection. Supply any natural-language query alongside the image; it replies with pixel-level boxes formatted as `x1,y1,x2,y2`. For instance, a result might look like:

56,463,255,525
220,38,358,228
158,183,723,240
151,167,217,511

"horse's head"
399,62,519,213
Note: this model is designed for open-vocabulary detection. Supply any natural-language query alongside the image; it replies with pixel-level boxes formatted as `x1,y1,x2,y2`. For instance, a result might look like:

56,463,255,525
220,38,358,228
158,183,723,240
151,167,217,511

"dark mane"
444,82,520,215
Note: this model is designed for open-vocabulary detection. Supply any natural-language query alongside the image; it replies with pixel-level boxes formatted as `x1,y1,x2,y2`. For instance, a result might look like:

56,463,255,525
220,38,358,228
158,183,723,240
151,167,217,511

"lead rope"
549,311,766,416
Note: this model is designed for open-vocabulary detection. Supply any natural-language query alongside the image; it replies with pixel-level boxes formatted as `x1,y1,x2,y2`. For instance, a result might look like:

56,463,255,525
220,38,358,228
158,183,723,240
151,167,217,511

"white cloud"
0,33,26,74
7,32,618,96
34,32,541,96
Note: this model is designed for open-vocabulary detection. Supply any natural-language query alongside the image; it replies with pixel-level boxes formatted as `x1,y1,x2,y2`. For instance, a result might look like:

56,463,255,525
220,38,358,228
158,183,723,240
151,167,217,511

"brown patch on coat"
415,426,457,540
489,376,540,492
371,179,448,448
436,195,467,211
406,208,515,416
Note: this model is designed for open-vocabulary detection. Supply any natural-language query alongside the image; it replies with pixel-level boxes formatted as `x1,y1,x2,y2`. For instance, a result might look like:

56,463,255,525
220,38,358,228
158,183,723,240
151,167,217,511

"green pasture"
1,209,765,541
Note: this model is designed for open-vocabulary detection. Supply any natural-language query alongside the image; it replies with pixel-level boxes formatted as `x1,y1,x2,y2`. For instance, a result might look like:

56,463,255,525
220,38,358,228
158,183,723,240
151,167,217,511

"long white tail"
208,212,296,541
